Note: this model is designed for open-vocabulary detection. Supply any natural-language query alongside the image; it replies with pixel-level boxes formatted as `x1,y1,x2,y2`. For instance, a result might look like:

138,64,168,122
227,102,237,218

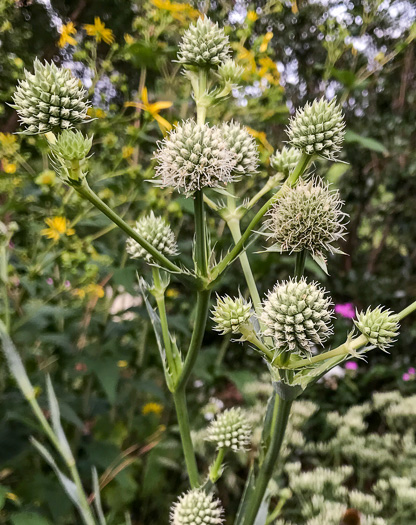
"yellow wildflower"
246,127,274,154
247,11,258,22
35,170,56,186
84,284,105,298
117,360,128,368
258,57,280,86
122,146,134,158
84,17,114,45
142,402,164,416
2,159,17,174
58,22,77,48
87,107,106,119
6,493,18,502
236,45,257,75
41,217,75,241
291,0,299,14
0,133,18,156
151,0,199,20
259,32,273,53
166,288,179,298
124,33,135,45
72,288,86,299
125,87,172,133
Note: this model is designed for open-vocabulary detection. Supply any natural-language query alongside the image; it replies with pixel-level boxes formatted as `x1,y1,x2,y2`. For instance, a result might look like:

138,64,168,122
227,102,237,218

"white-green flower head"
265,177,348,259
206,407,251,451
126,212,179,263
287,98,345,160
221,122,259,176
170,489,224,525
11,59,90,135
270,146,302,177
177,17,231,69
154,120,237,195
354,306,399,351
261,277,334,356
216,59,244,85
211,295,252,335
50,130,93,161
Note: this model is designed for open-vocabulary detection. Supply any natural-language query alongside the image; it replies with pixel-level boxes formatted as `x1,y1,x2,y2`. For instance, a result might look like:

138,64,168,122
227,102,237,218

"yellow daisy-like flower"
0,133,18,156
236,45,257,76
41,217,75,241
122,146,134,158
35,170,56,186
259,32,273,53
87,107,106,119
246,127,274,154
84,283,105,298
124,33,135,45
117,360,129,368
125,87,172,133
247,11,258,22
84,17,114,45
58,22,77,48
151,0,199,20
258,57,280,86
142,402,164,416
2,159,17,174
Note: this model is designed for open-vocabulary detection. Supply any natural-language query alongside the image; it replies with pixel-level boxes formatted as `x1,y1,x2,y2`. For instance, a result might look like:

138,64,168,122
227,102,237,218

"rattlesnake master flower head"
154,120,236,195
354,306,400,351
12,59,89,135
261,278,334,356
211,295,252,335
49,130,93,161
270,146,302,177
206,407,251,451
177,17,231,68
265,177,348,258
170,489,224,525
287,98,345,160
221,122,259,176
126,212,179,263
216,59,244,85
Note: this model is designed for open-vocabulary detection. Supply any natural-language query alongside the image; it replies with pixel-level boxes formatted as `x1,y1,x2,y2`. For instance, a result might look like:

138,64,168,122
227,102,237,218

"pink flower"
345,361,358,371
334,302,355,319
408,367,416,375
46,278,53,285
403,373,411,381
65,280,71,288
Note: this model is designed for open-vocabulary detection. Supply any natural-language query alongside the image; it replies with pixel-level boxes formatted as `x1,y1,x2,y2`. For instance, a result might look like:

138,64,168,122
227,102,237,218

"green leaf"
0,485,10,510
10,513,52,525
326,162,350,184
345,130,388,154
85,356,119,404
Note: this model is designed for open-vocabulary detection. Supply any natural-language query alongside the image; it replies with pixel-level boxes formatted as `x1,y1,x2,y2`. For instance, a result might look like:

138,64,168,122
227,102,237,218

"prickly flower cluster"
287,98,345,160
354,306,400,351
265,177,347,258
206,407,252,451
11,59,89,135
170,489,224,525
216,59,244,85
49,130,92,161
220,122,259,176
270,146,302,177
211,295,252,335
126,212,178,263
261,278,334,356
177,17,231,68
154,120,237,195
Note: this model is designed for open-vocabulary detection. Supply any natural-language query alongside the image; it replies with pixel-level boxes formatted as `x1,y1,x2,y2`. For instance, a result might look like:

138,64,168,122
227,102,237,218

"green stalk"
397,300,416,321
294,250,307,279
209,447,226,483
0,245,10,333
194,190,208,277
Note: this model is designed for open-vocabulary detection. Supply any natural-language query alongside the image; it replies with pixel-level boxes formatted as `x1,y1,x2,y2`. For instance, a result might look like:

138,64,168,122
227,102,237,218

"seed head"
270,146,302,177
11,59,90,135
154,120,236,195
287,98,345,160
170,489,224,525
177,17,231,68
211,295,252,335
126,212,179,263
261,277,334,356
206,407,251,451
354,306,399,351
220,122,259,176
50,130,93,161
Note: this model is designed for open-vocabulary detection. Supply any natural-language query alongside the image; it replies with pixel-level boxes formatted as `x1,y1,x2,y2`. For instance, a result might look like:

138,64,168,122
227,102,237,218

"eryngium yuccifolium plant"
170,489,224,525
216,59,245,84
261,278,334,356
287,98,345,160
49,130,92,161
177,17,231,68
211,295,252,335
265,177,347,258
154,120,237,195
206,407,251,451
11,59,89,135
270,146,302,177
354,306,400,351
220,122,259,176
126,212,179,263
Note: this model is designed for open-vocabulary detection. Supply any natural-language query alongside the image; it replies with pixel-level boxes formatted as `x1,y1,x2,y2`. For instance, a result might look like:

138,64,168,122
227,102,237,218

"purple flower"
65,280,71,288
345,361,358,371
46,278,53,285
408,367,416,375
403,373,411,381
335,302,355,319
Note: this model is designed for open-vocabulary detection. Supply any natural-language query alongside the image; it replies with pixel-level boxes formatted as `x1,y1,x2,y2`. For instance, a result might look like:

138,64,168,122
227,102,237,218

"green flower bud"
287,98,345,160
221,122,259,176
177,17,231,68
270,146,302,177
211,295,252,335
216,59,244,85
126,212,179,263
354,306,399,351
261,278,334,356
206,407,251,451
154,120,237,195
170,489,224,525
11,59,90,135
50,130,93,161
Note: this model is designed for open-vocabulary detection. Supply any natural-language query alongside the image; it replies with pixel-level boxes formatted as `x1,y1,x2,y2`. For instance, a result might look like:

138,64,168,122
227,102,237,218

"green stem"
397,300,416,321
241,396,292,525
194,190,208,277
196,70,207,125
294,251,307,279
209,447,225,483
0,245,10,333
239,325,274,362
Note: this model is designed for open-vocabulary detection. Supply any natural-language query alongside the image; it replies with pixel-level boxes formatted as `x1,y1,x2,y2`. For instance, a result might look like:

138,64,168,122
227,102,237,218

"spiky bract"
270,146,302,177
287,98,345,160
354,307,400,351
170,489,224,525
12,59,89,135
217,59,244,84
211,295,252,335
50,130,92,161
221,122,259,176
261,278,334,356
206,407,251,451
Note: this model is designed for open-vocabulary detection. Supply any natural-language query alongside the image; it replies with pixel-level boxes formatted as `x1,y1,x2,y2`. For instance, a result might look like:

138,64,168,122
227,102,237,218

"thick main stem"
194,190,208,277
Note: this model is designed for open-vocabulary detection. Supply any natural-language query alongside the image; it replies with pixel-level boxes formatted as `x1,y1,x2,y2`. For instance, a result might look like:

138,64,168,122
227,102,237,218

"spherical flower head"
221,122,259,176
177,17,231,68
154,120,237,195
206,407,251,451
354,306,399,351
287,98,345,160
265,177,348,258
170,489,224,525
216,59,244,85
211,295,252,335
270,146,302,177
50,130,92,161
261,277,334,356
126,212,179,263
11,59,90,135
